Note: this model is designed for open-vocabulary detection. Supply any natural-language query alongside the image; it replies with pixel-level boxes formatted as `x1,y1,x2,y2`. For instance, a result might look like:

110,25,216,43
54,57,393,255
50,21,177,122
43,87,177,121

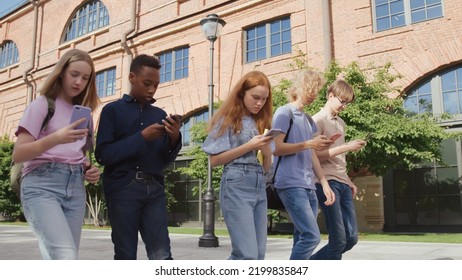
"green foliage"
175,57,453,220
302,60,451,176
271,79,290,112
179,122,223,195
0,136,22,220
163,168,179,209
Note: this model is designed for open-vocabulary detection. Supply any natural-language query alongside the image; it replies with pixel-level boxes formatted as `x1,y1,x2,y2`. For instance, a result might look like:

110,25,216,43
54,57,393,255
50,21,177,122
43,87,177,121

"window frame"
373,0,444,32
0,40,19,69
404,64,462,120
63,0,109,42
244,16,292,63
157,46,189,83
180,109,209,149
95,67,117,98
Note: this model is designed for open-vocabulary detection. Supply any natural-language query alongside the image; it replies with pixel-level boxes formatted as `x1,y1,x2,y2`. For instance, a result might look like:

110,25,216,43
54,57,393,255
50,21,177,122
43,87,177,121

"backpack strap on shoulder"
40,97,56,131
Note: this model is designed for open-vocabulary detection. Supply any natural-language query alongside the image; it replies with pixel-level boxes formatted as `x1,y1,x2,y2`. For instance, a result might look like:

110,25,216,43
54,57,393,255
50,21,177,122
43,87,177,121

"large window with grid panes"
96,67,116,98
63,0,109,42
373,0,443,32
157,47,189,83
387,64,462,231
244,16,291,63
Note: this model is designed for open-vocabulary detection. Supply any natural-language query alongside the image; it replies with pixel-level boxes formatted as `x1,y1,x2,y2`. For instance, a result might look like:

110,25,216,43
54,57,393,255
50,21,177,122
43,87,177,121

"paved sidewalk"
1,224,461,260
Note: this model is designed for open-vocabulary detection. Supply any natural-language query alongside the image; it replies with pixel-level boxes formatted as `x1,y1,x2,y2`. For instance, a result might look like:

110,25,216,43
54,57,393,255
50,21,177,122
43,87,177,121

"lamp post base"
199,188,219,247
198,234,219,247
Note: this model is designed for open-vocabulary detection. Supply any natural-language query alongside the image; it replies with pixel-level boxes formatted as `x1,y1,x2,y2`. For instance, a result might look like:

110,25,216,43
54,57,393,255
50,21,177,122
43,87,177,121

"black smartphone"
165,114,182,125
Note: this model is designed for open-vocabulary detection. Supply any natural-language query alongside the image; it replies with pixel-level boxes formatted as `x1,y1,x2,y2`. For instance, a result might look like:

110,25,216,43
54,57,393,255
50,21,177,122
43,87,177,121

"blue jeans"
277,187,320,260
21,162,86,260
220,163,267,260
311,180,358,260
106,176,172,260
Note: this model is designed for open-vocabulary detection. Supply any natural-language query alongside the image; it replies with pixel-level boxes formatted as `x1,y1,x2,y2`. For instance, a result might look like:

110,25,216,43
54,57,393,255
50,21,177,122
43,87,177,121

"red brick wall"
2,0,462,231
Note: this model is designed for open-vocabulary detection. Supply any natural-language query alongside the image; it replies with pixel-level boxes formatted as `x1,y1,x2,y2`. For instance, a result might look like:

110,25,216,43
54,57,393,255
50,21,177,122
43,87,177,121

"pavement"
1,224,462,260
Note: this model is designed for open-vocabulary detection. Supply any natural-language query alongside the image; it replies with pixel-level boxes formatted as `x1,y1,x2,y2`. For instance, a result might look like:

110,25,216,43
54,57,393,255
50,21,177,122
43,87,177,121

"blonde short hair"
287,69,325,102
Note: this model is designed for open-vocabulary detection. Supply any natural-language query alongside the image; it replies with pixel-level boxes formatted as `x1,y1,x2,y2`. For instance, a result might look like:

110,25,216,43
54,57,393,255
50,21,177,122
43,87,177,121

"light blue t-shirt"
272,104,317,190
202,116,260,165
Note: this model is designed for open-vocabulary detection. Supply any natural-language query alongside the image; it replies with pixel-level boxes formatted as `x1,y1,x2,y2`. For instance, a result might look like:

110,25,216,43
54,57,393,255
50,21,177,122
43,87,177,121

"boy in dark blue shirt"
95,54,182,260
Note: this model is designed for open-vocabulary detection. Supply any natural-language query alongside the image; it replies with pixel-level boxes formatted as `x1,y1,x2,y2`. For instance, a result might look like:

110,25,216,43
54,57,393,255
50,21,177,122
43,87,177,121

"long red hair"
208,71,272,137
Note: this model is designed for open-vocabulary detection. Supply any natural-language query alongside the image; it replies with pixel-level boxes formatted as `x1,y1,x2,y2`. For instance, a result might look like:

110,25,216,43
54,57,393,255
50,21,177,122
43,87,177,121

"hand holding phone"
330,133,342,141
70,105,91,129
165,114,182,125
263,128,283,138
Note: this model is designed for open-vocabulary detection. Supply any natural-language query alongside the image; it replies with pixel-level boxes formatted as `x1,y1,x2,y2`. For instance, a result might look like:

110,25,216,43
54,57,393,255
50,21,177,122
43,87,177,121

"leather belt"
135,171,154,180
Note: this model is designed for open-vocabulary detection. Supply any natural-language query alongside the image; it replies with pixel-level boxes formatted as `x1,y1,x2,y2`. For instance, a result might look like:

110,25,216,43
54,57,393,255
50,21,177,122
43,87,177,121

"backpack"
10,97,55,198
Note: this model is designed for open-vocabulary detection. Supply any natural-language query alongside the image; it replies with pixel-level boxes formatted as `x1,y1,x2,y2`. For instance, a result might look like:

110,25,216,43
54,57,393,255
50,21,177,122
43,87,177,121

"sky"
0,0,28,18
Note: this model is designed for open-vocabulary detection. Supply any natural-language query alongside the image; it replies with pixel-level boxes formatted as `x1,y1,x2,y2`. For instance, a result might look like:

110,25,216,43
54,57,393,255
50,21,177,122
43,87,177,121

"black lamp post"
198,13,226,248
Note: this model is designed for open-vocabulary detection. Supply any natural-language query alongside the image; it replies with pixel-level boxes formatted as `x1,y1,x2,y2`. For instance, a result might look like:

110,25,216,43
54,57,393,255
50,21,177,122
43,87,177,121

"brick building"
1,0,461,232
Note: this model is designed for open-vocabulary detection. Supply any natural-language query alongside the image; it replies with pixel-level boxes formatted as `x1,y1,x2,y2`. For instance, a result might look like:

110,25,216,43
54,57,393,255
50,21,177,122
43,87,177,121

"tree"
84,151,106,227
178,122,223,197
178,59,453,223
304,60,453,176
0,136,23,221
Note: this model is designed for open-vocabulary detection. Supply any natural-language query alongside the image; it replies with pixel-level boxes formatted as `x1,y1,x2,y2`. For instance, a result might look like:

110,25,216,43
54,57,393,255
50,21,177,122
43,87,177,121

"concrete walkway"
1,224,461,260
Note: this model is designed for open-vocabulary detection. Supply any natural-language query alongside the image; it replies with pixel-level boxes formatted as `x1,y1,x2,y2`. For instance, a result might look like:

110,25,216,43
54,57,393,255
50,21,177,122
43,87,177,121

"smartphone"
165,114,183,125
330,133,342,141
70,105,91,129
263,128,283,138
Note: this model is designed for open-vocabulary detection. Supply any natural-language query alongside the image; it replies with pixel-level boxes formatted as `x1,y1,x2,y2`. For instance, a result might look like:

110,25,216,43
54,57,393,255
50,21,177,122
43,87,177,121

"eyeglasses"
336,96,350,106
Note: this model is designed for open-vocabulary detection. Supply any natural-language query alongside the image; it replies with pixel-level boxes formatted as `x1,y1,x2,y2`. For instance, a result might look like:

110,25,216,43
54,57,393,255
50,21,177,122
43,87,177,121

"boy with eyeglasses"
310,79,367,260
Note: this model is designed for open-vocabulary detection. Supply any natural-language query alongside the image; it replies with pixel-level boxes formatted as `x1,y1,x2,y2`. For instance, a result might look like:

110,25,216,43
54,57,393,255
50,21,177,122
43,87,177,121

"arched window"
63,0,109,42
404,64,462,118
180,110,209,148
404,79,432,114
0,40,19,69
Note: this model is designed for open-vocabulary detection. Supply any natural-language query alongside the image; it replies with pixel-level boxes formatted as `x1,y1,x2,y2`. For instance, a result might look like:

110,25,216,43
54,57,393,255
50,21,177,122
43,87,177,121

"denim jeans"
311,180,358,260
106,176,172,260
220,163,267,260
277,187,320,260
21,162,86,260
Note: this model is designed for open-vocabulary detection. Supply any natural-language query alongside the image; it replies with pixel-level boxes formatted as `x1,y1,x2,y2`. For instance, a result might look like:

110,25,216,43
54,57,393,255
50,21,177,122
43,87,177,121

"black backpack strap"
270,108,294,182
40,97,56,131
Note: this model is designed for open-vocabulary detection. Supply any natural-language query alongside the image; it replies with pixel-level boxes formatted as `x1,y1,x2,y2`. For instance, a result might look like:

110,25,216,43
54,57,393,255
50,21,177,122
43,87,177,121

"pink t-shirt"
15,96,87,176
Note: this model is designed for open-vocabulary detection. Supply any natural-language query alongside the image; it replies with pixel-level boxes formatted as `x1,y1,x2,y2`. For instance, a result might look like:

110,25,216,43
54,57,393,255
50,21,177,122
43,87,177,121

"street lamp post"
198,14,226,248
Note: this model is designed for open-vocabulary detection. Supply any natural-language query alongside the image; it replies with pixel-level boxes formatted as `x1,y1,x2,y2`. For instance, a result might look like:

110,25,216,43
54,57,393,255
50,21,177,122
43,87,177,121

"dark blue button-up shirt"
95,94,182,195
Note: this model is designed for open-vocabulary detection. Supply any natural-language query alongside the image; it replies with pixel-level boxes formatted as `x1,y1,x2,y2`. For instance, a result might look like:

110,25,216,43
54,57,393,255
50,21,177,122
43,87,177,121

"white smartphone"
70,105,91,129
263,128,283,138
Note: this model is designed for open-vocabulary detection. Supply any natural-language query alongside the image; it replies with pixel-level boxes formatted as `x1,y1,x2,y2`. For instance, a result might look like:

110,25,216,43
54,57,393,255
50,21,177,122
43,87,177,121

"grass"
167,227,462,244
4,222,462,244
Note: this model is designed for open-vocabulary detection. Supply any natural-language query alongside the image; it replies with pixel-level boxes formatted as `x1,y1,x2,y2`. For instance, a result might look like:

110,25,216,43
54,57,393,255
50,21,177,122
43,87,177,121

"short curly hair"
130,54,161,73
287,69,325,102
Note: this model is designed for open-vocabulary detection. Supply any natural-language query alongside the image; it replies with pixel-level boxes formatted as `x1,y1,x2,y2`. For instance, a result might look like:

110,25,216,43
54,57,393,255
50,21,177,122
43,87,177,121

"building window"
245,17,291,63
96,67,116,98
391,139,462,227
0,40,19,69
157,47,189,83
374,0,443,32
404,80,432,114
180,110,209,148
441,68,462,115
63,0,109,42
404,65,462,118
